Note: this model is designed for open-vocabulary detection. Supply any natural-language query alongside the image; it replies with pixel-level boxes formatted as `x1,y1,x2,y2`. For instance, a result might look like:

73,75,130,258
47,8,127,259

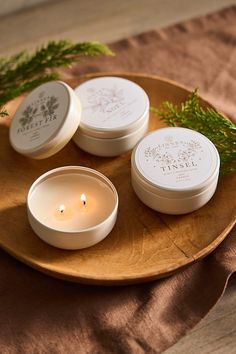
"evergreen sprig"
0,40,113,117
151,90,236,175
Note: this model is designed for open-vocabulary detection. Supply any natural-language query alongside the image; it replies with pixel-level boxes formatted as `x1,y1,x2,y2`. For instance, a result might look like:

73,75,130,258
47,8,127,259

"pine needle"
0,107,8,117
151,90,236,175
0,40,113,113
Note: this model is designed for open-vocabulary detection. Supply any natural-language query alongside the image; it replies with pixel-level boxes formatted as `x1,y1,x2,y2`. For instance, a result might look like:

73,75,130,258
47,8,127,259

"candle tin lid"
132,127,220,198
10,81,81,159
74,76,150,139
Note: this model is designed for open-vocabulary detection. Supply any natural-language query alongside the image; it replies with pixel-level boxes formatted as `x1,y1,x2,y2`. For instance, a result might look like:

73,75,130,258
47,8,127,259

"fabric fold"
0,6,236,354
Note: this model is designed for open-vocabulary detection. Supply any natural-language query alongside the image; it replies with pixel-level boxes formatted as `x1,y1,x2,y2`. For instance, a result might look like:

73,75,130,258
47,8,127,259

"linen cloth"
1,6,236,354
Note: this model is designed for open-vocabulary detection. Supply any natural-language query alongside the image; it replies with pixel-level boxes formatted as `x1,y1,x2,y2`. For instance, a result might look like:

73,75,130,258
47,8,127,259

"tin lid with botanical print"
9,81,81,159
74,76,150,138
132,127,220,193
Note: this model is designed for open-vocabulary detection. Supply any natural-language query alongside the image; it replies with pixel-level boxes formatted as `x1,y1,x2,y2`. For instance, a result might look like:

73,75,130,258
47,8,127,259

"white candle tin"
73,76,150,156
131,127,220,215
27,166,118,250
10,78,149,158
10,81,81,159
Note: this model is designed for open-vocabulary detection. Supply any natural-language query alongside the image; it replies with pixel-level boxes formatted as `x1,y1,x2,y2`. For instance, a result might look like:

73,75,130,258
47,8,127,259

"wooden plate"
0,73,235,285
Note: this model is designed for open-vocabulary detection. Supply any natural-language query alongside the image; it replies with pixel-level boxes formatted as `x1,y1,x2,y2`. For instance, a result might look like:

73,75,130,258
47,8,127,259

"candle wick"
59,204,65,214
81,194,86,206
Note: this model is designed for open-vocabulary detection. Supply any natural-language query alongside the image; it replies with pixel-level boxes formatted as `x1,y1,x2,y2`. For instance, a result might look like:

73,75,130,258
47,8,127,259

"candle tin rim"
73,117,149,157
74,76,150,139
78,105,149,139
131,171,219,214
132,163,219,199
132,152,220,198
132,127,220,196
10,81,81,159
27,166,119,234
77,116,148,142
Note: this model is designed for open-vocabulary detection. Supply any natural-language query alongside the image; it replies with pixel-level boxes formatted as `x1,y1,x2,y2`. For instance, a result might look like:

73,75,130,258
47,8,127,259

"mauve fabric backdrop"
0,6,236,354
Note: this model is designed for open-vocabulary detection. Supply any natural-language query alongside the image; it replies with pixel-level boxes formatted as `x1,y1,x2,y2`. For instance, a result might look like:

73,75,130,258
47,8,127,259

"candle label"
18,95,59,130
75,77,149,130
135,128,219,189
10,82,70,150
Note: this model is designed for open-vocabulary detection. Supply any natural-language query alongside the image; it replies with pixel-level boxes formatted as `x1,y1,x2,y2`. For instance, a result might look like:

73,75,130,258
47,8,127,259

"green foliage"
0,107,8,117
0,40,113,116
151,90,236,175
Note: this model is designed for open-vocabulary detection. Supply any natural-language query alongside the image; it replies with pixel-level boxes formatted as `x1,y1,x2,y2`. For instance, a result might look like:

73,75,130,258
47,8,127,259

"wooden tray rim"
1,72,235,285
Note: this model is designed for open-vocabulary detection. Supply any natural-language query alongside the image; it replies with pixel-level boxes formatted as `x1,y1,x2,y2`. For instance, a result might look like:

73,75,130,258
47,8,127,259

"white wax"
29,172,116,232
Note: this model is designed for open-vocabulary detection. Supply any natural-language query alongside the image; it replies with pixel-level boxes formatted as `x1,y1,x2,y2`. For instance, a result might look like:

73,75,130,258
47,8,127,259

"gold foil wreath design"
86,85,124,113
144,140,202,168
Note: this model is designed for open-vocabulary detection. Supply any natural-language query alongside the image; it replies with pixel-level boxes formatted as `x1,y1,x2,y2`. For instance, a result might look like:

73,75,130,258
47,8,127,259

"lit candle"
59,204,65,213
27,166,118,249
81,193,86,206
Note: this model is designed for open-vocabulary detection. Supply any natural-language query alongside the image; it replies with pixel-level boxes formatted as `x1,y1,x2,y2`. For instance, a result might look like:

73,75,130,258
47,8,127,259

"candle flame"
59,204,65,213
81,193,86,206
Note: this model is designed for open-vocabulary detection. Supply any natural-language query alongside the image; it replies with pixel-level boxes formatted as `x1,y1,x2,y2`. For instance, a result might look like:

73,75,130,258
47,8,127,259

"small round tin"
73,76,150,156
131,127,220,215
10,81,81,159
27,166,118,250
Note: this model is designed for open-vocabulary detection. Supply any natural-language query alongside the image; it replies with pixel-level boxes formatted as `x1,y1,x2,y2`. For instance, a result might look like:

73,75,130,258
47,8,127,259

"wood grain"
0,73,235,285
1,2,236,350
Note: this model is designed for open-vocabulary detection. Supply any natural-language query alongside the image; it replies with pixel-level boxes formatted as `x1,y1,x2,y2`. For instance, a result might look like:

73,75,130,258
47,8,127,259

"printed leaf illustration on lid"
41,96,59,119
144,139,203,168
19,95,60,127
19,106,38,127
86,85,124,113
